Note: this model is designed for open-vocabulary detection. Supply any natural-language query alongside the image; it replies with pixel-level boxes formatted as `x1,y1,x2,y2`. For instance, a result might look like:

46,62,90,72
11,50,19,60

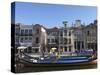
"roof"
46,27,59,32
33,24,47,30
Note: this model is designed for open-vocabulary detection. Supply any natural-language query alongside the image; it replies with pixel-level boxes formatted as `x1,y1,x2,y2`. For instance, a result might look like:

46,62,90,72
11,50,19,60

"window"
60,46,63,51
32,48,39,53
16,37,19,42
55,39,58,44
36,37,39,43
64,38,67,44
25,29,28,35
64,47,67,52
74,41,77,49
21,29,24,35
69,39,71,44
54,32,57,35
34,49,39,53
27,47,32,53
60,31,63,36
60,38,63,44
69,46,71,52
87,31,90,36
82,41,84,49
21,37,24,42
16,28,20,35
51,39,55,43
69,31,71,36
36,29,39,34
48,39,50,43
29,29,32,35
25,37,28,40
64,30,67,36
52,32,57,36
29,37,32,40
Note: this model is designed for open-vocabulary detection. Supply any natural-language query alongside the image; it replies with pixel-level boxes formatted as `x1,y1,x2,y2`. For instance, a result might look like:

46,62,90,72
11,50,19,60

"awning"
17,46,27,49
20,42,32,46
51,48,57,51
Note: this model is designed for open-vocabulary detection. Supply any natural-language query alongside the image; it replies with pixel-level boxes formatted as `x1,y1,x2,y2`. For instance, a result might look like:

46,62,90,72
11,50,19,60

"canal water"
15,63,97,73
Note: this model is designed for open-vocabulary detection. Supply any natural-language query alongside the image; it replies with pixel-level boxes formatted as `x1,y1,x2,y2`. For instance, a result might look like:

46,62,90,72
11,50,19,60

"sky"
13,2,97,28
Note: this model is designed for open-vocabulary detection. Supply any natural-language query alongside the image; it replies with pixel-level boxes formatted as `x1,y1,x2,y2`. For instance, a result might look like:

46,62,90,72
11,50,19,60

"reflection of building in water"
15,20,97,56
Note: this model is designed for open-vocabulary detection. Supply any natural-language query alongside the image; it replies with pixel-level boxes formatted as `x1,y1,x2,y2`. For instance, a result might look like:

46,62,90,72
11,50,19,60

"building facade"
15,20,97,56
46,27,59,53
73,27,86,51
15,23,33,47
84,20,97,51
72,20,97,54
58,21,75,56
32,24,47,56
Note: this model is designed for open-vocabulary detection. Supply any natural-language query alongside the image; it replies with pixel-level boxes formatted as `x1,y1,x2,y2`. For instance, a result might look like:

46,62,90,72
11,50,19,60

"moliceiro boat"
15,46,97,67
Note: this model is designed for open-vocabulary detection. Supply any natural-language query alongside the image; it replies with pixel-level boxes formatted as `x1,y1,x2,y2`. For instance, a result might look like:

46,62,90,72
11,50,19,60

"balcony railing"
20,33,32,36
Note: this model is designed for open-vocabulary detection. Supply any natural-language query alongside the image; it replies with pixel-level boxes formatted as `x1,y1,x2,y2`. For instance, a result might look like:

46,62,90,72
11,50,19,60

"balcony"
20,33,32,36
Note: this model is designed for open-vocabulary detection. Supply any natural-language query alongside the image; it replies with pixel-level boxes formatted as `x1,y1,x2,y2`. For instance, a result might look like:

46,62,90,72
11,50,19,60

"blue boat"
38,56,95,64
17,50,96,64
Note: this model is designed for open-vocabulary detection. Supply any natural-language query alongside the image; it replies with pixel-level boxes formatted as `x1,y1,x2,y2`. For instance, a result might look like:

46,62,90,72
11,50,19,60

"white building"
19,24,33,47
73,20,97,53
73,27,86,51
15,20,97,56
58,21,75,56
15,23,33,47
46,27,59,52
83,20,97,51
32,24,47,56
